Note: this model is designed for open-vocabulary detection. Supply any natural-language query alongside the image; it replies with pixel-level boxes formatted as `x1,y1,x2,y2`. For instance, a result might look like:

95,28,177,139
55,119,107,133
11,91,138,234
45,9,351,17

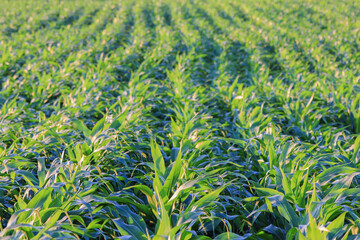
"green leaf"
316,165,358,185
307,212,326,239
162,146,182,199
73,120,91,137
113,219,147,240
267,195,300,227
286,228,298,240
16,170,39,187
255,187,284,197
110,110,129,130
214,232,246,240
27,188,53,209
280,168,292,197
327,212,346,232
155,187,172,238
116,205,147,234
151,138,166,178
33,209,62,240
169,178,204,202
299,169,309,208
91,117,106,136
352,135,360,163
187,185,226,211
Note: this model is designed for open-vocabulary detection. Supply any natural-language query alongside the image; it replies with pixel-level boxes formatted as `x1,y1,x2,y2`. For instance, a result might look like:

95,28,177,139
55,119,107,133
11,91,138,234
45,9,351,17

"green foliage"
0,0,359,239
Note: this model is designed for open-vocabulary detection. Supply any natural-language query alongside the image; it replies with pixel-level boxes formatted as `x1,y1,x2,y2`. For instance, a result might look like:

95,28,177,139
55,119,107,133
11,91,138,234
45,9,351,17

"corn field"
0,0,360,239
